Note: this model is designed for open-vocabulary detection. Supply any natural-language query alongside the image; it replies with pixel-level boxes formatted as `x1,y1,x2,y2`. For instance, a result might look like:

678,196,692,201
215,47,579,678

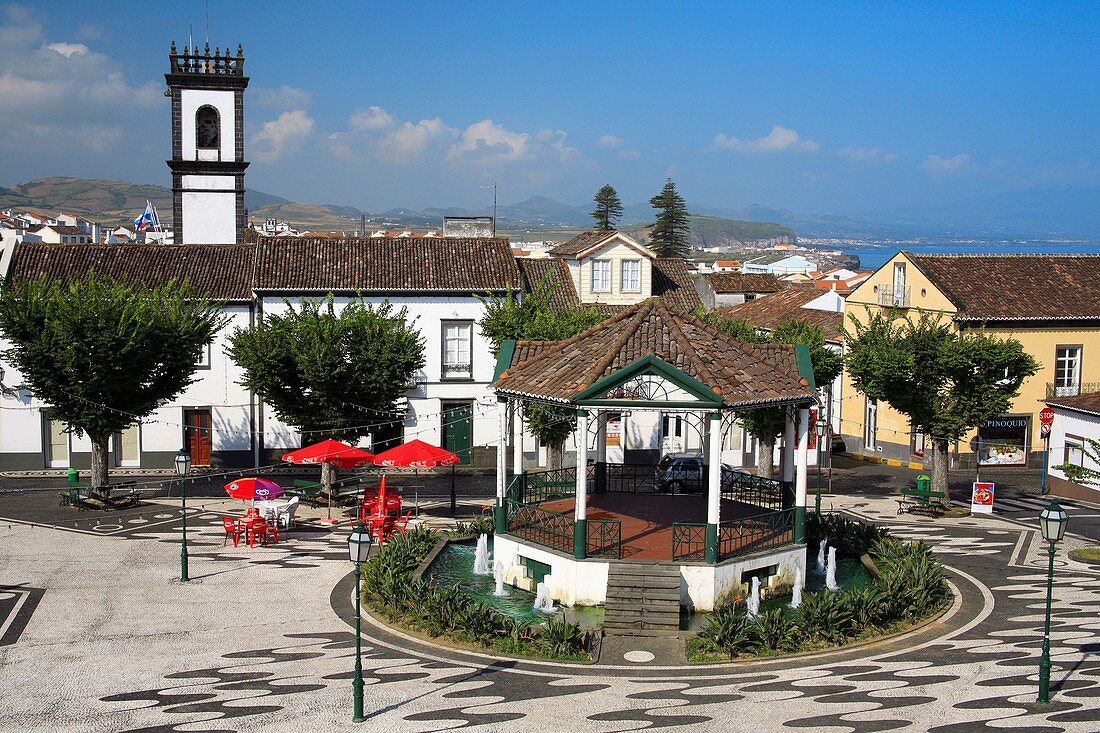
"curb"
844,453,925,470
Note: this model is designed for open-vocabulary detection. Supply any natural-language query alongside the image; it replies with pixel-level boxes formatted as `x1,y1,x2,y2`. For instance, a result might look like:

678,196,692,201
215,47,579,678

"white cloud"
348,105,397,132
714,125,820,153
839,146,897,163
378,117,455,163
252,84,313,111
617,148,640,160
45,42,88,57
449,119,533,164
0,7,162,153
922,153,971,176
597,134,625,148
252,110,315,162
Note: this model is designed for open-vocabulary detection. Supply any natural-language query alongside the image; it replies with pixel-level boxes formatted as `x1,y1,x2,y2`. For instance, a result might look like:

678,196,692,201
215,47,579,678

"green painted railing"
586,517,622,559
672,521,708,561
721,472,794,511
603,462,662,493
521,466,586,504
718,509,795,561
504,498,574,554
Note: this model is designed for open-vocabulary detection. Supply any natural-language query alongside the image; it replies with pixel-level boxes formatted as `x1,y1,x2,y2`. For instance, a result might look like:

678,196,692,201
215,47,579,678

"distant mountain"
495,196,592,227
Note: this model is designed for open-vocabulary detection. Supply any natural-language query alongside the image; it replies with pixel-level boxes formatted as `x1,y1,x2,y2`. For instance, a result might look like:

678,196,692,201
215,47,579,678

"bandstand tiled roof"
494,298,815,408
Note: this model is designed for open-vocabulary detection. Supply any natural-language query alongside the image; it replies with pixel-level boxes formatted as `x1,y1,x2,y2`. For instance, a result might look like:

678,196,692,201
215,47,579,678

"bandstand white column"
573,409,589,559
595,410,608,464
494,396,508,534
795,406,810,543
512,401,523,476
707,412,722,526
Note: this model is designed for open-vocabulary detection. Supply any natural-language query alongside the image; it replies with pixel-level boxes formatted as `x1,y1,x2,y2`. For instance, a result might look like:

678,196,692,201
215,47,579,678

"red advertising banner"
971,482,995,514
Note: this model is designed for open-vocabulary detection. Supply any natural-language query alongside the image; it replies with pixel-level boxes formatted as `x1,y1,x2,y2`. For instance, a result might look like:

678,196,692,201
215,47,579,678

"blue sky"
1,1,1097,216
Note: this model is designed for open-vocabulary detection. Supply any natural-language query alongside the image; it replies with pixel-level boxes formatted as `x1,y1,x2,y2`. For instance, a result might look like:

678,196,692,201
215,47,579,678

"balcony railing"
720,472,793,511
1046,382,1100,398
672,522,707,561
876,285,911,308
717,509,795,561
505,498,574,554
586,517,622,559
441,362,472,379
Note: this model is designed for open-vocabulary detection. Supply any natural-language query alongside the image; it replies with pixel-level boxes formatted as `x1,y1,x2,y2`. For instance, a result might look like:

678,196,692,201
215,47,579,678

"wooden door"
441,401,473,464
184,409,212,466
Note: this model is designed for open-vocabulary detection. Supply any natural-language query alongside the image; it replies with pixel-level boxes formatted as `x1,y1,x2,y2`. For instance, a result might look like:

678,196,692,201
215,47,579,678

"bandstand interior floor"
538,494,774,561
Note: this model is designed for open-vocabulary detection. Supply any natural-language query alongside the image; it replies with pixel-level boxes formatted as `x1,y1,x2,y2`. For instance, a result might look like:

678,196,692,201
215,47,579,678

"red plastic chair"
247,517,269,547
265,519,280,545
391,510,414,535
222,517,243,547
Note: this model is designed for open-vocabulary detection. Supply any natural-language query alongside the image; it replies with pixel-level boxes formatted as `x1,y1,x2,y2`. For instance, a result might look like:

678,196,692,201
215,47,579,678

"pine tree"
648,178,691,257
590,184,623,231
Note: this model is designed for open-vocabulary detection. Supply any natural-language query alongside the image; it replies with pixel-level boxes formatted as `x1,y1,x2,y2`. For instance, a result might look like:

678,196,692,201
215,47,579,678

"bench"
897,485,947,515
289,478,361,507
58,488,96,511
93,482,142,510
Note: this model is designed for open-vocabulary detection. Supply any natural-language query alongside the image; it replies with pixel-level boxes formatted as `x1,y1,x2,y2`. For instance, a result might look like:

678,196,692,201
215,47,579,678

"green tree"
844,309,1039,494
648,178,691,258
229,296,424,482
478,273,605,467
1054,438,1100,488
590,184,623,231
0,273,226,487
698,310,843,477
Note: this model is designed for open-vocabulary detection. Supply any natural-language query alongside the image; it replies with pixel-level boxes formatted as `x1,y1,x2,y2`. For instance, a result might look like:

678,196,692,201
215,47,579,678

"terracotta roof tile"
548,230,616,258
704,272,786,294
1044,390,1100,417
907,253,1100,320
516,258,580,309
720,285,844,342
254,236,521,291
651,257,703,311
7,242,256,300
495,298,815,407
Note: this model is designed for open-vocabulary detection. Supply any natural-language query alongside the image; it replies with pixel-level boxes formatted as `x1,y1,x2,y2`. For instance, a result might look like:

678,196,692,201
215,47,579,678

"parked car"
655,453,749,494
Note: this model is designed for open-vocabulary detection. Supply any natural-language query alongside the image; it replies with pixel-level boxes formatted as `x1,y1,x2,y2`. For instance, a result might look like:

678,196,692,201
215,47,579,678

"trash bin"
915,474,931,492
67,467,78,485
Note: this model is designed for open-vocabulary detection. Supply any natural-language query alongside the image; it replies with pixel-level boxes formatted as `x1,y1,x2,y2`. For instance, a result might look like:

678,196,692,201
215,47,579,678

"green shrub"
753,608,800,653
794,590,854,645
694,605,757,657
807,512,890,557
448,517,495,537
539,613,585,656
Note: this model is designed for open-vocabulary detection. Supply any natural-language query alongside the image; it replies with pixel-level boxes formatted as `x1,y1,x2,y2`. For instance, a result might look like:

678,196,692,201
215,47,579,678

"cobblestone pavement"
0,483,1098,732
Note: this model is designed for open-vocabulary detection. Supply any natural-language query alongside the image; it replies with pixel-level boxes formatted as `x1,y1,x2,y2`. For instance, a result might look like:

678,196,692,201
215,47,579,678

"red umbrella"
282,439,375,469
372,439,459,468
225,477,285,501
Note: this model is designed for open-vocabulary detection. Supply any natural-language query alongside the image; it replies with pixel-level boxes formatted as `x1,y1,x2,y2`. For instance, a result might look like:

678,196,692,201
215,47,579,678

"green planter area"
687,514,952,662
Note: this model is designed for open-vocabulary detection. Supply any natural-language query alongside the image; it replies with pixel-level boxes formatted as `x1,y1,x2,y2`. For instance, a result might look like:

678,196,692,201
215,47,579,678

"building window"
1064,434,1085,468
115,424,140,467
196,106,220,149
864,398,878,451
910,428,925,457
44,411,70,468
441,321,472,379
621,260,640,292
591,260,611,292
744,292,756,301
195,343,211,369
1054,345,1081,396
977,415,1029,466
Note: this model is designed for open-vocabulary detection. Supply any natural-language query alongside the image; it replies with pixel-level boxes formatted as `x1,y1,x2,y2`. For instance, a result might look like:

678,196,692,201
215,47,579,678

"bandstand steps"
603,562,681,633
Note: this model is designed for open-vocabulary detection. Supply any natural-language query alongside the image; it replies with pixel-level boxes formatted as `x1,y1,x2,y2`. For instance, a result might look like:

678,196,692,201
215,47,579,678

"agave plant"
540,613,585,656
696,605,757,657
753,608,798,653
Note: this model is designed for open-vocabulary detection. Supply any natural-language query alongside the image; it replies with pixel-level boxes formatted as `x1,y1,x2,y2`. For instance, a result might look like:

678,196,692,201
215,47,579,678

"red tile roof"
720,285,844,342
907,253,1100,321
1044,390,1100,417
704,272,786,294
495,298,815,407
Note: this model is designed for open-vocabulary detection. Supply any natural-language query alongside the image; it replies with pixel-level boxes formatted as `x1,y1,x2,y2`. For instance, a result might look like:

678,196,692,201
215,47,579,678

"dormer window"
622,260,641,292
196,106,220,149
592,260,611,292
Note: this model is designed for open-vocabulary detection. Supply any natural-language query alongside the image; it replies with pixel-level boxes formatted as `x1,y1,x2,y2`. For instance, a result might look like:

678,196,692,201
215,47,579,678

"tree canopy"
228,297,424,445
590,184,623,231
0,273,226,486
648,178,691,258
844,308,1039,492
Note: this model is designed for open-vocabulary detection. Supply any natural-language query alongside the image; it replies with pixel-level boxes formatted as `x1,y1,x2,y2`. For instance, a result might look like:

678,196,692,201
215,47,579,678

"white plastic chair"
279,496,300,530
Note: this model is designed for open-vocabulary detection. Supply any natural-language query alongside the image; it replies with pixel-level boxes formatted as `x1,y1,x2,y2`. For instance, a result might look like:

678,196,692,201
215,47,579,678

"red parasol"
372,439,459,468
373,475,388,517
225,477,285,501
282,439,375,469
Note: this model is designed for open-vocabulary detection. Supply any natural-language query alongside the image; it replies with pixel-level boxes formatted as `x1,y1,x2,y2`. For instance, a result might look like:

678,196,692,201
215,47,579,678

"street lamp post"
347,522,374,723
1037,499,1068,704
815,416,828,516
174,449,192,582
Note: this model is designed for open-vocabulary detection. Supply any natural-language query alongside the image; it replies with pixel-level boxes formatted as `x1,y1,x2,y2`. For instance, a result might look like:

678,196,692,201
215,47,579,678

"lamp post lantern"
347,522,373,723
174,449,192,582
814,415,828,516
1037,499,1068,703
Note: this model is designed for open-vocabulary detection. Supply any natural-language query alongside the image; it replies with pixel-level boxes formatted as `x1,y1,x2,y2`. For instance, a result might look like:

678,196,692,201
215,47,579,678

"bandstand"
491,299,819,614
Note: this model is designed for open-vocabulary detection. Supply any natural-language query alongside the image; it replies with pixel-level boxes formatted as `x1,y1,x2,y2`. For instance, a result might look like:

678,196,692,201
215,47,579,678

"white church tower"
165,41,250,244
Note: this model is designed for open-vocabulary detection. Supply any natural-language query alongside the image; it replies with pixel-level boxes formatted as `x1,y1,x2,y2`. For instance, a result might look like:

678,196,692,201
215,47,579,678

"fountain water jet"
533,582,555,612
817,539,827,572
825,547,840,591
473,534,491,576
747,576,761,617
790,567,803,609
493,560,506,597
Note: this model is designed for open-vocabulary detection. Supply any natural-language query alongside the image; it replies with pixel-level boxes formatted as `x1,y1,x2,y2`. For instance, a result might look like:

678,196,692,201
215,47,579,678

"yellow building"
842,252,1100,470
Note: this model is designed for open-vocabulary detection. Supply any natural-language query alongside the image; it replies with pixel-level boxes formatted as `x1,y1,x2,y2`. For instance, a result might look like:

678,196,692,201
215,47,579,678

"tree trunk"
90,431,110,488
757,435,776,478
321,461,337,494
549,441,564,470
930,437,950,497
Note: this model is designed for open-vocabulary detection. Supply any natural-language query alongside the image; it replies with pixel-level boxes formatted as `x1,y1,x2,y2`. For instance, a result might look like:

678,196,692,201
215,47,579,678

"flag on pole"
133,200,161,232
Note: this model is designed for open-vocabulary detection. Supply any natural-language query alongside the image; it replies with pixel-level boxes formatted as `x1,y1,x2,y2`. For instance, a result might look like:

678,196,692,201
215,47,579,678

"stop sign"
1039,407,1055,426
